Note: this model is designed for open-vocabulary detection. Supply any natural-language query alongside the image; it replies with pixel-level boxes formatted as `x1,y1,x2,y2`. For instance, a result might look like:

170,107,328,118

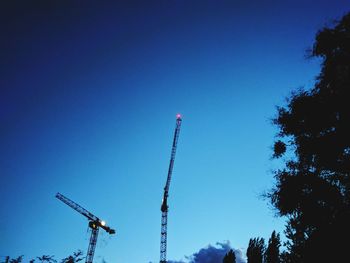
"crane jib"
163,118,182,193
159,115,182,263
55,192,115,234
55,192,98,221
55,192,116,263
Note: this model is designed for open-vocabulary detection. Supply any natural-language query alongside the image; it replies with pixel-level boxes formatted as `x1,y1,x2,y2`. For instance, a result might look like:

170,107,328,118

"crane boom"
56,192,97,221
56,192,115,263
56,192,115,234
160,114,182,263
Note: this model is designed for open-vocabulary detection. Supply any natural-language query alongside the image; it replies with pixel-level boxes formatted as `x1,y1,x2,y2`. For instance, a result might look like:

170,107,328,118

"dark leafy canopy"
246,237,265,263
269,12,350,262
60,250,84,263
264,231,280,263
2,251,84,263
223,249,236,263
2,256,23,263
37,256,56,263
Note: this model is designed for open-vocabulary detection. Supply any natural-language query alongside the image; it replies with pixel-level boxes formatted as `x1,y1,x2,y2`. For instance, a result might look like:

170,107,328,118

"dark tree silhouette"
268,11,350,262
2,251,84,263
60,250,84,263
264,231,280,263
1,256,23,263
223,249,236,263
279,251,290,263
246,237,265,263
37,256,56,263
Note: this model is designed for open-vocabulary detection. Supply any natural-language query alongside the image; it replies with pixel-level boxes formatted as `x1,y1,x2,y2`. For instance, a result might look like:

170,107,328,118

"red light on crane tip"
176,114,181,119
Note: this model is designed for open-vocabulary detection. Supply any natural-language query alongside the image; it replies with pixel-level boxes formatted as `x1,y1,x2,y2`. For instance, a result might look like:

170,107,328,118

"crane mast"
56,193,115,263
160,114,182,263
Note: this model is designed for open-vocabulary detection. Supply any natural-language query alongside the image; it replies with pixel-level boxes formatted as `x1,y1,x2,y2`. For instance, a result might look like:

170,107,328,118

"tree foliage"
2,256,23,263
36,255,56,263
269,11,350,262
2,251,84,263
247,237,265,263
223,249,236,263
60,250,84,263
264,231,280,263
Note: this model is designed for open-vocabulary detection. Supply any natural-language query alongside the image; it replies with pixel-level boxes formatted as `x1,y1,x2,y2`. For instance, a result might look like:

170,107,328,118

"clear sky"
1,1,349,262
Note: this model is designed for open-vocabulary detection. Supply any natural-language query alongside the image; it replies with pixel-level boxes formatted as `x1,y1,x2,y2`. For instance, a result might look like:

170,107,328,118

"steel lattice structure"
160,114,182,263
56,192,115,263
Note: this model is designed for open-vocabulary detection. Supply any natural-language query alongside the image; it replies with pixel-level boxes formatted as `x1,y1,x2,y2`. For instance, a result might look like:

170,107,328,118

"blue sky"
1,1,349,262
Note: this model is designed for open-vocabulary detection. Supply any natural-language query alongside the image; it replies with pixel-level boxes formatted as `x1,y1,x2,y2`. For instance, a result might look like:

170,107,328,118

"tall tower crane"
160,114,182,263
56,192,116,263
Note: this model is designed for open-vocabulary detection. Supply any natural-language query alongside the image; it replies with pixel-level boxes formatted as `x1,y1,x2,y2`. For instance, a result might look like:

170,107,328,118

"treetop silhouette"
268,11,350,262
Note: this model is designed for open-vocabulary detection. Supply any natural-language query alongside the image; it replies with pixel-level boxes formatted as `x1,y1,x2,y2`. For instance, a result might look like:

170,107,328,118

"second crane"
160,114,182,263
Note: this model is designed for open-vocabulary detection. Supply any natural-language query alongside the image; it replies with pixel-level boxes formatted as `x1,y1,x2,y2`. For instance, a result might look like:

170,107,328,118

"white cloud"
168,241,246,263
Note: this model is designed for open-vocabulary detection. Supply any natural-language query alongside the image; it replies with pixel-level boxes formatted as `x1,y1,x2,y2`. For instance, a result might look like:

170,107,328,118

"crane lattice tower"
160,114,182,263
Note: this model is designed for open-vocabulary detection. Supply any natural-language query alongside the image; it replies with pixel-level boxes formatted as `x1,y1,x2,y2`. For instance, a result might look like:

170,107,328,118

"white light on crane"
100,220,106,226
